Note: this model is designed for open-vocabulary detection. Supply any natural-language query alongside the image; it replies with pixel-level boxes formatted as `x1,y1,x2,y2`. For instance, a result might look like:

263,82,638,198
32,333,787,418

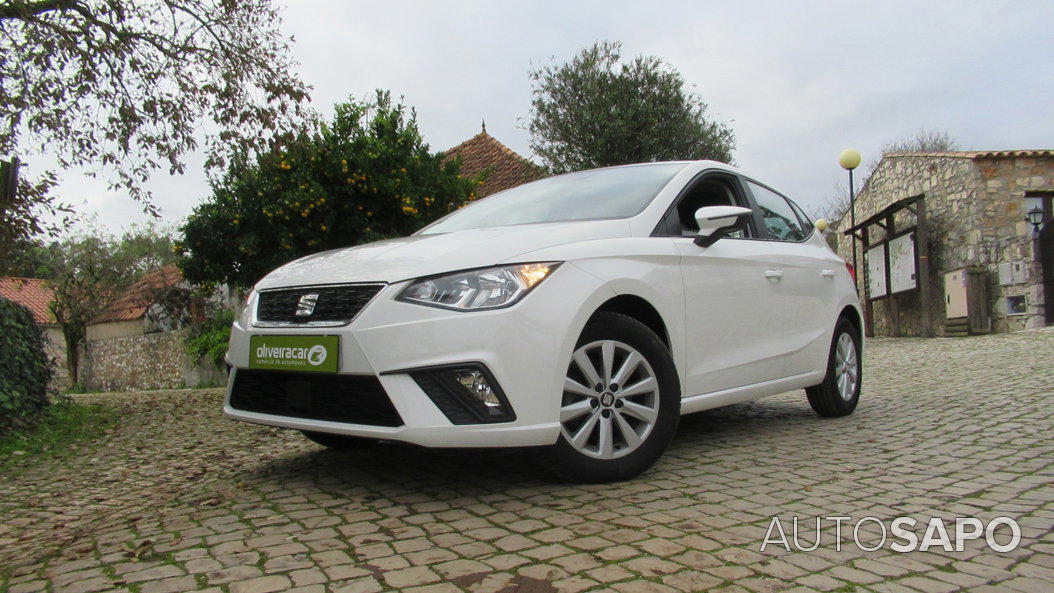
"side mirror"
815,218,829,232
694,206,753,247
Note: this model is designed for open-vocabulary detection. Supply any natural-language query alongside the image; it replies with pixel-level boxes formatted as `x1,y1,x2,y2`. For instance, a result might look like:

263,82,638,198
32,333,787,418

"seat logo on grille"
295,293,320,317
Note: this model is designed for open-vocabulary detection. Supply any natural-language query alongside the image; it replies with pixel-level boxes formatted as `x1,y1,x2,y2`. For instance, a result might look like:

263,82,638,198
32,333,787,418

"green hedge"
0,298,54,434
185,309,235,367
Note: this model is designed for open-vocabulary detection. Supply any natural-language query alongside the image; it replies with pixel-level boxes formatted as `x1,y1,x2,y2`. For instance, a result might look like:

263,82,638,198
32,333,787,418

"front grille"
229,369,403,427
256,284,383,325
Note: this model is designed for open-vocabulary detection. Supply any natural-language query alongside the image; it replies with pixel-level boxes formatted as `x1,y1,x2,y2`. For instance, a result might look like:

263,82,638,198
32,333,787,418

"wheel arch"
590,294,671,350
839,304,863,340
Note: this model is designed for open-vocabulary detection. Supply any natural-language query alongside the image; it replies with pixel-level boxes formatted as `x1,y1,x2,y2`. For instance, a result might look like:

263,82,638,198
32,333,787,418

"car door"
743,180,835,377
663,172,793,397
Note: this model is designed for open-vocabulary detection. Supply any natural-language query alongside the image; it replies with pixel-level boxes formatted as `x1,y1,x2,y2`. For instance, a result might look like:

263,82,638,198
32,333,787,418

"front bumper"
223,263,614,448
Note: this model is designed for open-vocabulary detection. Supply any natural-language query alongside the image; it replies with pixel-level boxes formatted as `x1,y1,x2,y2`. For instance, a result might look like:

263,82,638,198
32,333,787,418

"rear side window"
747,181,808,242
787,198,814,236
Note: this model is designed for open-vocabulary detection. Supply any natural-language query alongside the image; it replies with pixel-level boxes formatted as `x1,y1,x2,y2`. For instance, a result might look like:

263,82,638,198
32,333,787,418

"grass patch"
0,399,119,474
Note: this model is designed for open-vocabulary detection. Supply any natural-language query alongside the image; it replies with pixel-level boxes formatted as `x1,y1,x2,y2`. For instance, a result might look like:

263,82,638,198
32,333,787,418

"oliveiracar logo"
255,344,313,364
306,345,327,366
249,335,338,373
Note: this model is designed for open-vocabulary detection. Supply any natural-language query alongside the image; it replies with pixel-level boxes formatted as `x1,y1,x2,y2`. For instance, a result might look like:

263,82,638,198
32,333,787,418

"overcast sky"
36,0,1054,235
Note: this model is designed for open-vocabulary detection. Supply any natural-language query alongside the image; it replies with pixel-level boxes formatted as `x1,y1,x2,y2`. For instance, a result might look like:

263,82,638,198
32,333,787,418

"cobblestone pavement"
2,329,1052,593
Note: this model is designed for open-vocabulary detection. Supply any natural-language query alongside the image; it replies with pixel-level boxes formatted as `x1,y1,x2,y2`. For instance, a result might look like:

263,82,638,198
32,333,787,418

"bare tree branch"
0,0,311,260
0,0,77,20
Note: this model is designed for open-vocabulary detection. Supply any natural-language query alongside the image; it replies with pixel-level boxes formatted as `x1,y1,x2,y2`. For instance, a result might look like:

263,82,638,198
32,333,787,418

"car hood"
254,220,629,289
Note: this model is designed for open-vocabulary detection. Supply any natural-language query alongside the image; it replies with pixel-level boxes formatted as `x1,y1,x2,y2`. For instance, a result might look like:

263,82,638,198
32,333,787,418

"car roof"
564,160,740,173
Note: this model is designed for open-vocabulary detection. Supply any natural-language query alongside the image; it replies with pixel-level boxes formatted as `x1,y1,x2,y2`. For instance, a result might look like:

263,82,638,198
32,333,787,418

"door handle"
821,269,836,279
764,270,784,280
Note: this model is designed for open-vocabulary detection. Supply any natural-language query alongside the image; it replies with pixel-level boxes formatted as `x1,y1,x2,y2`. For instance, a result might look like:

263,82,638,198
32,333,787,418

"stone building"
832,150,1054,336
79,265,237,391
85,265,190,340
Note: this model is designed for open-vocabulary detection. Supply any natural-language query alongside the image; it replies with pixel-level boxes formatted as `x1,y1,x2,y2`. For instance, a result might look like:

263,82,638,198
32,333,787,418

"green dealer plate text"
249,335,339,373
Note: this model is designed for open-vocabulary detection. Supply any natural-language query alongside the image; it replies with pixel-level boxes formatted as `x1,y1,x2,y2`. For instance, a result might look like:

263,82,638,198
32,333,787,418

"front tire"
806,317,861,417
544,312,680,483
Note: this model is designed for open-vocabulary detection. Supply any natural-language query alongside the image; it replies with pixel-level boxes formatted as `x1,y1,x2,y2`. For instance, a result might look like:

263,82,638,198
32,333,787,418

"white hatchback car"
225,161,863,482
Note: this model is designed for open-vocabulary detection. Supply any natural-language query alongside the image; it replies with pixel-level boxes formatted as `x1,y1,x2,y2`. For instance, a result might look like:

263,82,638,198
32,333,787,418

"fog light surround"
397,363,515,424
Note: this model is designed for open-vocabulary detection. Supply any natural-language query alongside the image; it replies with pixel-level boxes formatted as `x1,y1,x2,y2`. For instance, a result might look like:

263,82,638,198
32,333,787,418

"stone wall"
85,319,144,341
832,154,1054,336
43,325,69,390
78,329,226,392
974,157,1052,332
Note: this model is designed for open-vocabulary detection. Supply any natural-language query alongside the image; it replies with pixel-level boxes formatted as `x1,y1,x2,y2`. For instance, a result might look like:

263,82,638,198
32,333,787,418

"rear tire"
544,312,680,483
806,317,861,417
302,431,374,450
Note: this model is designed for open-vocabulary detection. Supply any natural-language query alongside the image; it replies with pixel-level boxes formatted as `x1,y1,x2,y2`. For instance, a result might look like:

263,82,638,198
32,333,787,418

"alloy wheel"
560,340,660,459
834,332,858,401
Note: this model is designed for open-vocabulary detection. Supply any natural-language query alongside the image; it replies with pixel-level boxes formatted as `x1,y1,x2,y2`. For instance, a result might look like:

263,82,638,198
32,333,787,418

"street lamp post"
839,149,862,286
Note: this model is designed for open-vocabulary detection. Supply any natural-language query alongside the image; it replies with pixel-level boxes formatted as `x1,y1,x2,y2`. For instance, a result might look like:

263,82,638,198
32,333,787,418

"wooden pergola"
842,194,934,337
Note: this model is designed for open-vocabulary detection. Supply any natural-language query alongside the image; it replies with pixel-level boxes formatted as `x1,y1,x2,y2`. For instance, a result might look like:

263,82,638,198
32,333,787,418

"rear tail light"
845,260,856,283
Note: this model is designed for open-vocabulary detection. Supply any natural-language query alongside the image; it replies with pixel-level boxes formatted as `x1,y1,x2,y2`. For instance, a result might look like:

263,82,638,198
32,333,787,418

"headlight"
397,262,561,311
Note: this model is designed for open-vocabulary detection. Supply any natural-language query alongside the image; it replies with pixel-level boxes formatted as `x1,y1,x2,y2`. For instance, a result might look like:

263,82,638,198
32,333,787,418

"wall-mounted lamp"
1026,206,1045,234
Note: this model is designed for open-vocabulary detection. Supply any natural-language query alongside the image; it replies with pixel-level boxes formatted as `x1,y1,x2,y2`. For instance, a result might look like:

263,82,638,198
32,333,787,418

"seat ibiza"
225,161,863,482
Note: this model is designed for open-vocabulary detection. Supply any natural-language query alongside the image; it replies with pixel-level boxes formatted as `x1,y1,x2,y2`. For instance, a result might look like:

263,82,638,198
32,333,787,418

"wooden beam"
887,213,900,336
863,226,875,337
917,197,934,337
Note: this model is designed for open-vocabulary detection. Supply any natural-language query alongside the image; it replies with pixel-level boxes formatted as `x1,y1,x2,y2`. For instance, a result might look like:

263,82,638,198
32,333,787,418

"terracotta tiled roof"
92,265,183,324
442,129,543,198
0,277,56,324
884,150,1054,159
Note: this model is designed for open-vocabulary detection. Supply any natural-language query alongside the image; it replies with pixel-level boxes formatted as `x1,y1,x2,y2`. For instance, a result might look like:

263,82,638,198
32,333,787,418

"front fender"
512,238,686,397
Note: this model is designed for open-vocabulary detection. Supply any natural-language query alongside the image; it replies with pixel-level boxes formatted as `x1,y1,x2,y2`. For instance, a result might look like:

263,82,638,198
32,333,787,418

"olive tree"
526,41,735,174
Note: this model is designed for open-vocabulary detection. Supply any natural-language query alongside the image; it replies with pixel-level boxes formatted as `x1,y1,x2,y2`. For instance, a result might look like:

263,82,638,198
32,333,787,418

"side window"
667,176,751,238
747,181,807,241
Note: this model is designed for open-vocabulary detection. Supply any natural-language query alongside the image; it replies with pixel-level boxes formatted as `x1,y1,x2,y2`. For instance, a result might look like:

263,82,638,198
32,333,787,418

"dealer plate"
249,335,339,373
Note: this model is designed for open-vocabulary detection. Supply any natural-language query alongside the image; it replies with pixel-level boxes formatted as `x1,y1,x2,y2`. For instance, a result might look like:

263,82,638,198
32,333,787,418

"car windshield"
419,162,687,234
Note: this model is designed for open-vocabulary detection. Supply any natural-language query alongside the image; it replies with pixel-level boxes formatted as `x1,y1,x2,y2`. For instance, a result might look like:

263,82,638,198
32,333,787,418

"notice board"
866,243,887,299
888,231,918,295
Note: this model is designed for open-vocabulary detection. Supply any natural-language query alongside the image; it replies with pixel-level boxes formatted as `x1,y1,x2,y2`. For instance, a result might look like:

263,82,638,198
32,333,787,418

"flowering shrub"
177,91,481,287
